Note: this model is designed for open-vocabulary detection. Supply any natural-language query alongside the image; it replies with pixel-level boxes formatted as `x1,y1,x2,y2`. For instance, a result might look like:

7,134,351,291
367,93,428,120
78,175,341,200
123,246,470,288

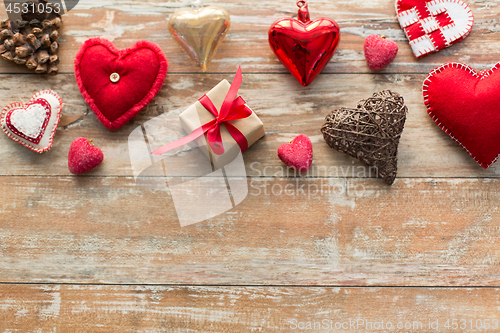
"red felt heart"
74,38,168,130
396,0,473,58
423,62,500,168
268,4,339,86
277,134,313,172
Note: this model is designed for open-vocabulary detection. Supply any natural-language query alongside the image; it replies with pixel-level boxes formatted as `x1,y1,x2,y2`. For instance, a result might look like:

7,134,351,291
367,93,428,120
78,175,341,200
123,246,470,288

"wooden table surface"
1,0,500,331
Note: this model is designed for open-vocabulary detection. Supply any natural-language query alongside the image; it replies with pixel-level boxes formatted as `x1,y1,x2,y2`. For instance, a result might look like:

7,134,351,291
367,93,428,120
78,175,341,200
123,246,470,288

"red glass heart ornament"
268,1,340,86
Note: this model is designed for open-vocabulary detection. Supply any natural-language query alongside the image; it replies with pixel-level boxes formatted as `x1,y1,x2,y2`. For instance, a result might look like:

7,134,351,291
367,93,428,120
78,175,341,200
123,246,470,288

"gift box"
152,67,265,169
134,67,263,227
178,77,264,169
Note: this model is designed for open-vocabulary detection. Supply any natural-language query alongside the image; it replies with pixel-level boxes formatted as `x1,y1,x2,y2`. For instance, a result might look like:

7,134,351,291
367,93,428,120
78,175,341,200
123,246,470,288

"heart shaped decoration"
396,0,473,58
68,137,104,174
364,35,398,71
74,38,168,130
278,134,313,172
169,6,230,71
268,1,340,86
1,90,62,153
423,62,500,168
321,91,408,185
6,99,51,145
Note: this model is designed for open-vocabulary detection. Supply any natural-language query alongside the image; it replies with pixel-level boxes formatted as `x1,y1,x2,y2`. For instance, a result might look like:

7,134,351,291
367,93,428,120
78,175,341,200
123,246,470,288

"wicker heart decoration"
169,6,230,71
1,90,62,153
396,0,473,58
321,91,408,185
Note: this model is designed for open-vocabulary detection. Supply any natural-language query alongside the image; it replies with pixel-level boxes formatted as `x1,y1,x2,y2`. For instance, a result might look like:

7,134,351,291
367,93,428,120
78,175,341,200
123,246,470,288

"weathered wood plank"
0,0,498,74
1,284,499,332
0,0,498,329
0,176,499,285
0,73,498,178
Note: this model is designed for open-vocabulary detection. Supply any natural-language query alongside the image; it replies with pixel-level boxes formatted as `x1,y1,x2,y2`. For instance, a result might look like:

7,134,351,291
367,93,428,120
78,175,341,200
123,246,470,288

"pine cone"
0,0,61,75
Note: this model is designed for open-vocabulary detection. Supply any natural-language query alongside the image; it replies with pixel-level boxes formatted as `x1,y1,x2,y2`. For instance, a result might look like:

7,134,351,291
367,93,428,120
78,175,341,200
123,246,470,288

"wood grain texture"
0,0,498,74
1,176,499,286
1,0,499,330
1,73,500,178
1,285,500,332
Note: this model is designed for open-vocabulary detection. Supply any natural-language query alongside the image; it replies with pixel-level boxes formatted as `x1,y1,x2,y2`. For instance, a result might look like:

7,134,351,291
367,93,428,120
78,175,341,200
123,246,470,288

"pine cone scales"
0,0,61,75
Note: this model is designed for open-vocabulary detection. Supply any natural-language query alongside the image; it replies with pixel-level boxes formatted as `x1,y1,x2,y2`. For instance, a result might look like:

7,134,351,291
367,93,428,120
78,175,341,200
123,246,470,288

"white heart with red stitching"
7,99,51,144
1,90,63,153
395,0,473,58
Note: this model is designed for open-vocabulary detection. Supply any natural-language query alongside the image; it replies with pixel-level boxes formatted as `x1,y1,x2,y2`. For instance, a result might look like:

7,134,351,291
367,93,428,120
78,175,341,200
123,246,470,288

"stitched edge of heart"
395,0,474,58
6,99,51,144
0,89,62,153
74,37,168,130
423,62,500,169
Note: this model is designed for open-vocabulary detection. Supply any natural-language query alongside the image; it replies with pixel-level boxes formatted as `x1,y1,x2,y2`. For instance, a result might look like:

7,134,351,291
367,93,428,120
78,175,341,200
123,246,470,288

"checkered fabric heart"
396,0,473,58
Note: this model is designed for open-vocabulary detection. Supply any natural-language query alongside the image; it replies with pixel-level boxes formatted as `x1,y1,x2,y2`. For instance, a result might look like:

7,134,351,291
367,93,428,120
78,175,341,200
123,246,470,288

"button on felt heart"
396,0,473,58
269,1,340,86
423,62,500,168
74,38,168,130
1,90,62,153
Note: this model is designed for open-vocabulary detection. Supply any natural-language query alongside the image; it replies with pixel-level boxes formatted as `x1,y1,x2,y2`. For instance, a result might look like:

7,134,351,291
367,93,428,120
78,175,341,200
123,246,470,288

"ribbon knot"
151,66,252,157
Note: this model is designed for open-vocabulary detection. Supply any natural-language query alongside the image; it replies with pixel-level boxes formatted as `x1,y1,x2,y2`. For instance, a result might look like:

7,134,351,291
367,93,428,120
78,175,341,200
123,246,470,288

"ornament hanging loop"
192,0,202,9
297,1,310,23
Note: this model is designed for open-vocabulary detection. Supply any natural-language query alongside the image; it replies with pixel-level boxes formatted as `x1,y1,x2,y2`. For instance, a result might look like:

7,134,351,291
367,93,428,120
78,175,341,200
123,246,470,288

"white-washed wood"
0,0,499,328
0,0,498,74
1,73,498,177
0,285,499,332
0,176,499,285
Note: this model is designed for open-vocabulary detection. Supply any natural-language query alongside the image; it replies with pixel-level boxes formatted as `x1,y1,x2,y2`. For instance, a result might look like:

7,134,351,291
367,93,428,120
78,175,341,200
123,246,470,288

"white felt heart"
1,90,63,153
7,100,51,142
396,0,473,58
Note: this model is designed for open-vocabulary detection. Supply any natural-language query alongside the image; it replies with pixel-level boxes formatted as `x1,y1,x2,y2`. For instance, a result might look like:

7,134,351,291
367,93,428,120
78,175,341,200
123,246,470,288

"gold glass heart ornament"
168,6,230,71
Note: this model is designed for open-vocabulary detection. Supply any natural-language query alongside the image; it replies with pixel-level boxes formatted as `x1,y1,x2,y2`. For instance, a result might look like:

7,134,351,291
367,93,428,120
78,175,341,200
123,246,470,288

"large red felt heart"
268,2,339,86
74,38,168,130
396,0,473,58
423,62,500,168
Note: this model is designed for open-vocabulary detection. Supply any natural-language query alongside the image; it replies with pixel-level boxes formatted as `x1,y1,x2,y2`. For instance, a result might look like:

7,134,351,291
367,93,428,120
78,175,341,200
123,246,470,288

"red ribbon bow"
151,66,252,156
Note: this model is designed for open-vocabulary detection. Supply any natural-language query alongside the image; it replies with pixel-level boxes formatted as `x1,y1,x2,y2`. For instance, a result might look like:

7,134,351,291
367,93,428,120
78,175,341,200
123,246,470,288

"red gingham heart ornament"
396,0,473,58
